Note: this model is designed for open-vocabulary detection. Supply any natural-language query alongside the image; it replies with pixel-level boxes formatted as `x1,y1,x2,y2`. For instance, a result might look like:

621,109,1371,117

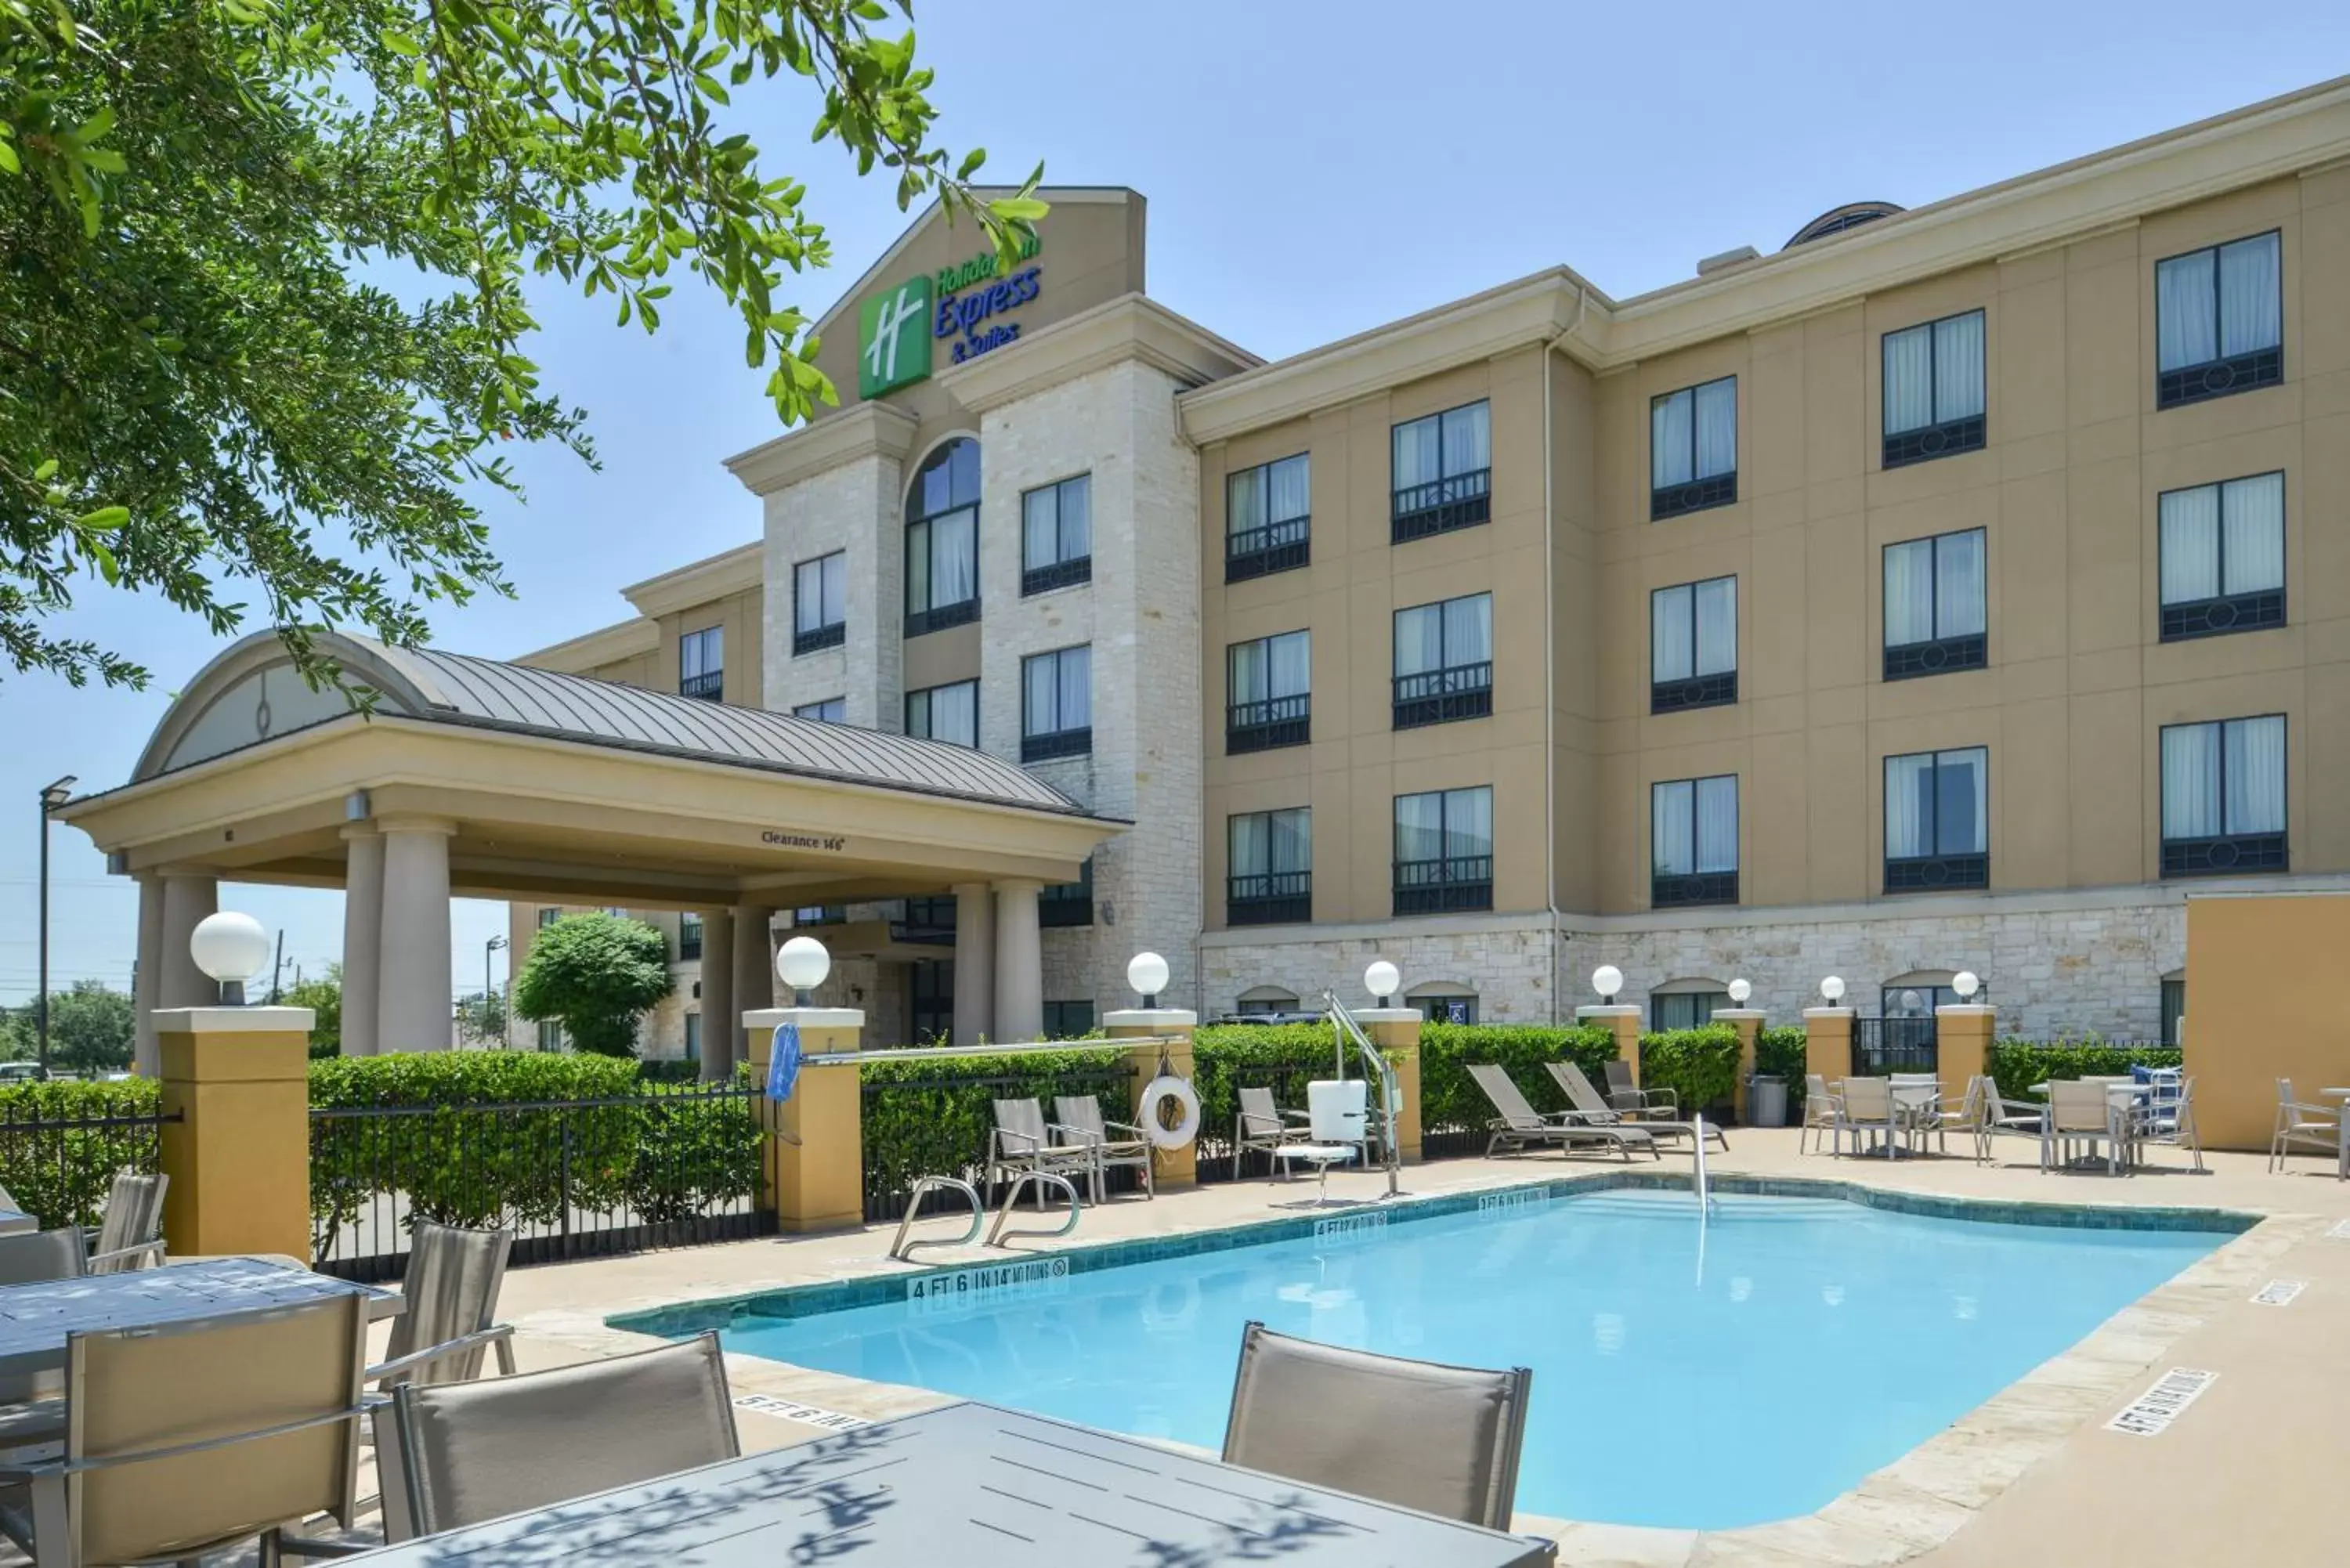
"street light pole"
36,775,78,1078
485,934,508,1048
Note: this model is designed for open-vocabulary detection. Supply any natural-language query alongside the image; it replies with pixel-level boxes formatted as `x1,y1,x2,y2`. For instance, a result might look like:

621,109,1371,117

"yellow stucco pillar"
1104,1009,1197,1190
1356,1008,1424,1162
1714,1008,1765,1123
153,1005,315,1263
1804,1007,1854,1088
746,1007,865,1234
1576,1004,1645,1086
1935,1004,1995,1093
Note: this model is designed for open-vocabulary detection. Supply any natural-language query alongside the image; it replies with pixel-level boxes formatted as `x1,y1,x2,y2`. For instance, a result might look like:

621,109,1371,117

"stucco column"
746,1006,865,1232
157,871,219,1010
377,817,455,1052
339,826,385,1057
1358,1008,1424,1163
1935,1004,1996,1096
729,905,775,1075
1576,1003,1645,1092
1804,1007,1855,1089
154,1004,315,1262
951,882,996,1046
1105,1008,1197,1190
696,907,735,1081
992,879,1043,1044
132,873,164,1076
1714,1007,1765,1124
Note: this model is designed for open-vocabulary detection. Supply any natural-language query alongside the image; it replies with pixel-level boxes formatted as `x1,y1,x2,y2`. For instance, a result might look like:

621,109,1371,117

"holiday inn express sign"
858,233,1045,398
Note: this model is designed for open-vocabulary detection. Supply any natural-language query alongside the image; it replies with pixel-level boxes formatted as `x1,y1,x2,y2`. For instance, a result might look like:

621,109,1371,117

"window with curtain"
2159,472,2286,641
1650,576,1737,712
678,625,723,700
1883,746,1989,891
1040,858,1093,928
1227,807,1312,925
1392,786,1495,914
2160,978,2186,1046
2156,230,2283,408
1882,309,1987,467
1021,473,1092,595
1227,453,1312,580
1227,630,1311,753
2160,715,2287,876
793,696,845,724
1650,377,1737,519
1650,775,1739,907
792,553,846,655
1021,645,1092,761
905,438,982,634
905,679,978,747
1392,591,1494,728
1390,401,1492,541
1651,992,1727,1030
1882,529,1987,679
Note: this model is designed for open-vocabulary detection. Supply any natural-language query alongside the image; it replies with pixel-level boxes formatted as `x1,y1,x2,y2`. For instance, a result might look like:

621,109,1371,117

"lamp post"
36,775,76,1077
484,935,508,1046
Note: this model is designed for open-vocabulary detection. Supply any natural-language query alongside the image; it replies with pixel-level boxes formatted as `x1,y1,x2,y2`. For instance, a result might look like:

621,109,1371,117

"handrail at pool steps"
802,1036,1185,1068
1323,994,1403,1199
890,1176,983,1262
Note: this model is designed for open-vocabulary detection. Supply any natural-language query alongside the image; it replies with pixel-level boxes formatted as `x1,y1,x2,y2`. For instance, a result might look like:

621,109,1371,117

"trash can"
1748,1075,1787,1129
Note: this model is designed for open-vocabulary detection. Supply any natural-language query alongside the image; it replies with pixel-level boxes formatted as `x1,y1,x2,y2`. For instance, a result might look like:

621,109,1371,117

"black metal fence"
0,1099,179,1230
309,1082,768,1282
859,1064,1141,1223
1850,1016,1939,1076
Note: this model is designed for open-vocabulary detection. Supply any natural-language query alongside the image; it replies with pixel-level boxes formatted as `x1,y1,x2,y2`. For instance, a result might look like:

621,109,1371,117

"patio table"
338,1399,1557,1567
0,1255,399,1379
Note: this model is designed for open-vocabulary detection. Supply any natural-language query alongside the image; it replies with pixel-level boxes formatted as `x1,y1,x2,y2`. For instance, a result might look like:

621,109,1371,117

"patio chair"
1467,1064,1658,1162
2133,1069,2205,1173
1233,1086,1310,1180
1835,1076,1900,1158
387,1332,737,1540
1800,1074,1842,1155
1543,1060,1727,1153
2268,1078,2341,1173
0,1294,371,1568
1054,1094,1155,1201
2042,1080,2118,1174
1602,1060,1679,1120
367,1223,518,1543
1968,1080,2044,1165
1221,1321,1531,1531
0,1230,88,1454
85,1172,167,1274
1890,1073,1972,1154
987,1098,1097,1207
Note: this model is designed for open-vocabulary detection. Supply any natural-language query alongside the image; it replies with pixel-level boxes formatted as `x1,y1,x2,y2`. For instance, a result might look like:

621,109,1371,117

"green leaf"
74,506,130,529
33,460,58,482
989,196,1048,222
0,142,18,176
86,540,121,586
956,147,986,180
383,31,421,56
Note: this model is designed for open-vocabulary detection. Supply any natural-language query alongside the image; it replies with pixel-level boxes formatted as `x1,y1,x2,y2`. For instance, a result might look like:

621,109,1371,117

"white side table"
1273,1143,1358,1207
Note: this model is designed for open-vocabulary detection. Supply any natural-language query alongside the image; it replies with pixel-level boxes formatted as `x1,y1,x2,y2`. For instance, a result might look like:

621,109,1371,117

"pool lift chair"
1315,993,1405,1201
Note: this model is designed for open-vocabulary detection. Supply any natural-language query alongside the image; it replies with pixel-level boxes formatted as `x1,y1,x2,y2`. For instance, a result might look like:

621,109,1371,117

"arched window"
906,438,981,636
1405,980,1478,1024
1650,977,1729,1030
1881,968,1961,1018
1236,985,1299,1017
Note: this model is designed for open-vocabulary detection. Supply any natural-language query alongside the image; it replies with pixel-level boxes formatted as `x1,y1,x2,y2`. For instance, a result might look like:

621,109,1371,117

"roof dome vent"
1784,201,1904,250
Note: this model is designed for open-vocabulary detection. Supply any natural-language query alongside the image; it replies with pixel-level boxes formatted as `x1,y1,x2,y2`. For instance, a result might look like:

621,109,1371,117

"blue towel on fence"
767,1021,802,1103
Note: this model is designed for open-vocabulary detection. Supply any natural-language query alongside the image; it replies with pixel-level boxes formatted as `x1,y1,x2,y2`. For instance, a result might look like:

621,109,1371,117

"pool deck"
470,1132,2350,1565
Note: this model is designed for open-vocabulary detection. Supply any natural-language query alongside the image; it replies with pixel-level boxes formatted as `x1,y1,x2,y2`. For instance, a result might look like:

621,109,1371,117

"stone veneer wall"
761,448,905,728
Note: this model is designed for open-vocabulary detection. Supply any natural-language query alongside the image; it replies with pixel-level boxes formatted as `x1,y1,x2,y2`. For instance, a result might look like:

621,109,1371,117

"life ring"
1140,1075,1202,1151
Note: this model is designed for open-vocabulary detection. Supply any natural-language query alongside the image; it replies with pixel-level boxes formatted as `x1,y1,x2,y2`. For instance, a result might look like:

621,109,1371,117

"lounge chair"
1233,1086,1309,1179
0,1294,371,1568
1800,1073,1842,1155
1603,1060,1678,1120
1467,1064,1658,1162
1543,1060,1727,1153
1223,1321,1531,1530
1835,1076,1901,1158
2269,1078,2341,1173
987,1097,1097,1207
86,1172,167,1274
1055,1094,1155,1201
389,1333,737,1540
367,1222,519,1542
2042,1079,2118,1173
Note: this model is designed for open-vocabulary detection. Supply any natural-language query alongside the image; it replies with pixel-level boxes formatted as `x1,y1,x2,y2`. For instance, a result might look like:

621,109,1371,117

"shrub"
1986,1039,2182,1103
1636,1026,1743,1118
1753,1025,1810,1125
1191,1024,1335,1138
0,1078,163,1229
1418,1023,1616,1131
512,912,672,1057
859,1046,1135,1210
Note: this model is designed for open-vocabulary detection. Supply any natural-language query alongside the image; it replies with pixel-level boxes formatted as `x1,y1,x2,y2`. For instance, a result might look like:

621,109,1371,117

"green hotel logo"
858,275,933,398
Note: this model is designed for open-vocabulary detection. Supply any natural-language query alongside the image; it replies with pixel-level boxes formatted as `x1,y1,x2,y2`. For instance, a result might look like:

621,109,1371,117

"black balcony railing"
1391,469,1491,544
1394,855,1494,916
2157,347,2282,410
1021,557,1091,597
679,670,725,701
2161,831,2287,879
1883,632,1987,681
1650,472,1736,522
791,622,844,656
2161,589,2284,642
1226,516,1310,582
1227,870,1311,927
1882,414,1987,470
905,597,979,638
1651,869,1737,909
1392,663,1492,730
1849,1016,1938,1077
1650,670,1736,715
1227,693,1310,754
1022,726,1091,763
1883,851,1988,894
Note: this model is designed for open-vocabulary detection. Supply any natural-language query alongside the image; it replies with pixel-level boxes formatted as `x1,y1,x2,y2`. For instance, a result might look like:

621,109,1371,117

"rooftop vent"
1696,245,1760,276
1784,201,1904,249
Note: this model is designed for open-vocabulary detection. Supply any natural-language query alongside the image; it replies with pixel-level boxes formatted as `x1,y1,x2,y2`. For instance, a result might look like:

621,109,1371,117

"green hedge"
1191,1024,1336,1139
859,1046,1134,1209
0,1078,164,1230
1985,1039,2183,1104
1637,1026,1742,1118
1753,1026,1810,1125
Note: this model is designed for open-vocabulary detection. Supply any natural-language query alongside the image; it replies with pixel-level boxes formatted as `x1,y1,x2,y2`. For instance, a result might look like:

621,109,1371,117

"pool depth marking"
1313,1210,1389,1245
733,1393,871,1432
906,1256,1070,1315
2251,1278,2305,1306
1478,1188,1553,1218
2106,1367,2219,1436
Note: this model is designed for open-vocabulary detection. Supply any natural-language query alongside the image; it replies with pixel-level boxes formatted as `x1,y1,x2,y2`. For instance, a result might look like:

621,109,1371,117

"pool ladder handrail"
987,1171,1083,1248
1322,994,1403,1200
1692,1112,1718,1221
889,1176,984,1261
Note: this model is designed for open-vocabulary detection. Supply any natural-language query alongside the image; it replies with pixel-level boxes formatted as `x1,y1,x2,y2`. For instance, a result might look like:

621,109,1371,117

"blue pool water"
707,1190,2230,1529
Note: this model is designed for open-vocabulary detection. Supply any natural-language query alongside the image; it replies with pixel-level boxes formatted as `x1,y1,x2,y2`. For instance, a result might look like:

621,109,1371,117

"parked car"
1208,1010,1330,1027
0,1062,49,1083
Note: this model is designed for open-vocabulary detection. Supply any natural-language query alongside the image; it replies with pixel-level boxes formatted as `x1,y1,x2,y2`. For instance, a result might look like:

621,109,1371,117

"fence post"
746,1006,864,1233
1713,1008,1765,1123
152,1004,314,1263
1355,1009,1424,1162
1803,1006,1854,1088
1574,1004,1645,1086
1102,1008,1197,1190
1934,1003,1995,1093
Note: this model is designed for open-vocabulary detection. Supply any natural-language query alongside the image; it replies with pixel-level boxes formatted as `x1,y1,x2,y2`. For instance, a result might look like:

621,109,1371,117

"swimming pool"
660,1184,2237,1530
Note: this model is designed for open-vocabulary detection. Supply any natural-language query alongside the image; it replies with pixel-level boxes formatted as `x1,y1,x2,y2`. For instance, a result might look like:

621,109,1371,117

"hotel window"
537,1019,562,1050
1235,990,1300,1017
1021,473,1092,596
1650,377,1737,520
1040,858,1094,928
1390,400,1491,543
2157,231,2283,410
1227,453,1311,581
1416,992,1478,1024
910,959,953,1043
2160,473,2284,641
1651,775,1738,909
1884,746,1988,892
1043,999,1095,1039
1650,990,1727,1031
1882,529,1987,680
793,552,846,655
905,437,980,636
678,912,703,961
679,626,723,700
904,679,978,747
792,905,844,927
2160,977,2187,1046
1882,310,1987,468
684,1011,701,1064
1227,630,1311,753
1650,576,1737,714
1393,786,1493,916
537,906,561,929
1393,591,1492,729
1228,807,1311,927
2160,715,2287,877
895,896,956,945
794,696,845,724
1021,644,1091,761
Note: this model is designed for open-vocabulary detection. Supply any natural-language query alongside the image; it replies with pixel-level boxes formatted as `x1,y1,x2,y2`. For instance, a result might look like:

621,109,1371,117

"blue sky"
5,1,2346,1003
